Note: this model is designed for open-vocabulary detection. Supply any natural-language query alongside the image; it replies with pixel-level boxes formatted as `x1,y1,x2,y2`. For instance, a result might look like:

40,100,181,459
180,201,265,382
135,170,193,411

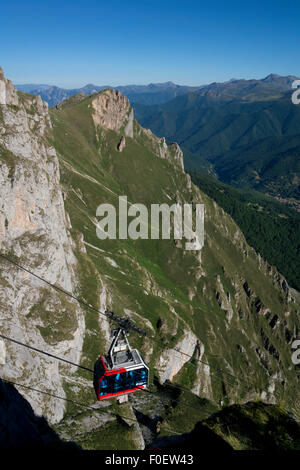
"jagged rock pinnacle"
91,88,134,137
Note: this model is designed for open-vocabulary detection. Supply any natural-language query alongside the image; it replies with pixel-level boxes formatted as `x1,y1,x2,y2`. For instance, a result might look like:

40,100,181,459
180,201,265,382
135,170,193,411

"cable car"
94,328,149,400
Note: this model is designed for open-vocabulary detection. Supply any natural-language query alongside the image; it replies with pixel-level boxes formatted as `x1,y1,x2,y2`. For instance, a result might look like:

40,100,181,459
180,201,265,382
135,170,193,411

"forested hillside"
134,75,300,199
189,172,300,290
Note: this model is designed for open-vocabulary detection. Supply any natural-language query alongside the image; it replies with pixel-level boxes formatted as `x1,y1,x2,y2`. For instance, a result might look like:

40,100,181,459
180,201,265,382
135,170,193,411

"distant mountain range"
134,74,300,199
15,81,202,107
16,74,300,199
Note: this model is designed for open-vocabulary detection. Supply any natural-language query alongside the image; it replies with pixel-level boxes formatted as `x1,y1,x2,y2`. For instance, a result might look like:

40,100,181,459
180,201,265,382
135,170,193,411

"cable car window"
99,374,115,396
114,373,124,393
133,367,148,386
123,371,135,389
99,367,148,397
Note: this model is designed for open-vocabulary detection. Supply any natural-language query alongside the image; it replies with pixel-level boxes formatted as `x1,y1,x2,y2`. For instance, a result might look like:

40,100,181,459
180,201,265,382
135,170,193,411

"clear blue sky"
0,0,299,87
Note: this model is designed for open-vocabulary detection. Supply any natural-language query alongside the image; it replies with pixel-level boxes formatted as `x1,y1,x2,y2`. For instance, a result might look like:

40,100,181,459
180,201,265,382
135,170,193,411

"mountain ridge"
15,81,202,107
134,74,300,199
15,73,299,108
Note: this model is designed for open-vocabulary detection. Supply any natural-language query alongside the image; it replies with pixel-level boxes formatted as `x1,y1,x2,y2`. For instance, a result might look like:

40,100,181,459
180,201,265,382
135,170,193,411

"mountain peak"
263,73,281,82
0,66,19,106
91,88,134,137
148,81,177,88
81,83,100,91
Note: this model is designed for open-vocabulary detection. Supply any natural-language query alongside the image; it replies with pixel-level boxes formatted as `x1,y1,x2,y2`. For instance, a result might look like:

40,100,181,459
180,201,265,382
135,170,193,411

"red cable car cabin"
94,328,149,400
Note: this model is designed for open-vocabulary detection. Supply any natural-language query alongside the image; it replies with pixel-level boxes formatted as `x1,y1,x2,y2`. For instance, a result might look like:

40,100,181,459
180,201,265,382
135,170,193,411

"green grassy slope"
203,401,300,450
48,90,300,447
152,401,300,451
163,401,300,451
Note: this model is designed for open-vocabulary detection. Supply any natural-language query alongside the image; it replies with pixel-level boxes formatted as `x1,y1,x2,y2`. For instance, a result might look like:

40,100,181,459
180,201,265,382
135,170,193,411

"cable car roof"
102,348,145,371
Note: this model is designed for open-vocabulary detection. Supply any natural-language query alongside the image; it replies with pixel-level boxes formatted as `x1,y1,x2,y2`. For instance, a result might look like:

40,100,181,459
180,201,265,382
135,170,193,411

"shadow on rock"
149,421,233,451
0,379,80,450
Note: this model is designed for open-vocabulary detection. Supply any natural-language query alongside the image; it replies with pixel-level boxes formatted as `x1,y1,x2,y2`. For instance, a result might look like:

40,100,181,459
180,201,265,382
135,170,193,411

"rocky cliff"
0,67,84,423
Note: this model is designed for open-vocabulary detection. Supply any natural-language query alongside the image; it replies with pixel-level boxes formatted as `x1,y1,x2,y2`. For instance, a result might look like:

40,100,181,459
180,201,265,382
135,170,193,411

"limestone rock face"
91,87,183,168
0,68,84,424
91,89,133,137
138,127,184,169
169,142,184,170
0,67,19,106
157,329,198,383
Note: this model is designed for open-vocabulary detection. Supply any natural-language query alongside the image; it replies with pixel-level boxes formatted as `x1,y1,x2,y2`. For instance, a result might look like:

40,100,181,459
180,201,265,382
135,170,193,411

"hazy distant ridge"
15,81,202,106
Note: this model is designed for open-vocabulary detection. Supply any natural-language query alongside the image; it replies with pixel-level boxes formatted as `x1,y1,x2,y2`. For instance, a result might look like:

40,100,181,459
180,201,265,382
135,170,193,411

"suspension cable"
0,253,145,336
0,333,94,373
0,333,218,417
0,252,238,386
2,378,214,432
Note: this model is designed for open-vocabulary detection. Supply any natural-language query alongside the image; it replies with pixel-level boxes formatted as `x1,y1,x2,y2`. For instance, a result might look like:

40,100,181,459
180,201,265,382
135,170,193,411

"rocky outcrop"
90,87,184,168
0,67,19,106
192,342,212,399
157,329,198,383
117,136,126,152
169,142,184,170
91,89,133,137
215,275,234,323
138,127,184,169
